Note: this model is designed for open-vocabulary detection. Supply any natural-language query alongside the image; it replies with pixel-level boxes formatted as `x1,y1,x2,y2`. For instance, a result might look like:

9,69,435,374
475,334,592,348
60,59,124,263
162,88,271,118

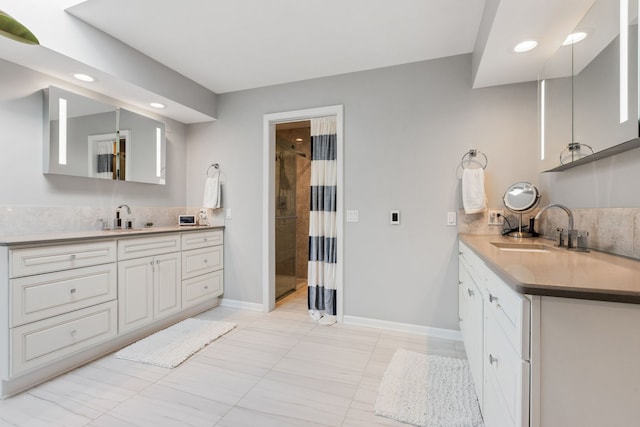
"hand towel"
462,168,487,214
203,174,221,209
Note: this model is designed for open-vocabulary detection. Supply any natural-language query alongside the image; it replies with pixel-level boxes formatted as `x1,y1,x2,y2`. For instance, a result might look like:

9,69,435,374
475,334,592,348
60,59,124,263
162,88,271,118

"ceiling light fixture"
73,73,95,82
513,40,538,53
562,32,587,45
0,10,39,45
150,102,165,109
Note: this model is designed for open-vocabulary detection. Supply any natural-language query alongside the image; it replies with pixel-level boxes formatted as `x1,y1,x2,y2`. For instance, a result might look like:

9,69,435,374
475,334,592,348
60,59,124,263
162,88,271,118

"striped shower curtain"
308,116,337,325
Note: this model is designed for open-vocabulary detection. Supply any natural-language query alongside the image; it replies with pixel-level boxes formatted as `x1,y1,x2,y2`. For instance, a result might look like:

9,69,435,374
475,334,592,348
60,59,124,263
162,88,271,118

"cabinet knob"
204,259,208,263
156,260,160,264
150,260,154,266
204,238,208,242
70,330,77,337
70,254,77,260
70,288,77,294
467,288,475,297
489,293,498,303
204,285,209,290
489,354,498,365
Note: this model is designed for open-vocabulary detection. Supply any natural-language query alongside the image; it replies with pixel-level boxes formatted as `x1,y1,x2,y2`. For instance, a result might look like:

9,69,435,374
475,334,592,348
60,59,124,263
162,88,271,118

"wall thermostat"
390,210,400,225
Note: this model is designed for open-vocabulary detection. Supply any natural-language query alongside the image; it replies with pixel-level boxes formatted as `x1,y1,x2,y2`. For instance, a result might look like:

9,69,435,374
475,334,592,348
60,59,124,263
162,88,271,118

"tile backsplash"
0,205,225,237
458,207,640,259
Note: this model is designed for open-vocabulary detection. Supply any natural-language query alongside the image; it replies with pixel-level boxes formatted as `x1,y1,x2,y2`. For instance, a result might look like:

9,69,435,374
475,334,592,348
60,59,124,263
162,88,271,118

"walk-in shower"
275,122,310,300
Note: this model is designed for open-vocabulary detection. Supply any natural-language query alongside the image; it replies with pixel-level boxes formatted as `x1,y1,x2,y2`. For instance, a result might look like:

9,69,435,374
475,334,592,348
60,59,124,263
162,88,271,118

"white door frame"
262,105,344,321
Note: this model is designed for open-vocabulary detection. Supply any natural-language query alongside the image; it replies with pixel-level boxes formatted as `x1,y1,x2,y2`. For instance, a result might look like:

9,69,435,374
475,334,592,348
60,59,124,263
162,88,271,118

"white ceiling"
67,0,597,94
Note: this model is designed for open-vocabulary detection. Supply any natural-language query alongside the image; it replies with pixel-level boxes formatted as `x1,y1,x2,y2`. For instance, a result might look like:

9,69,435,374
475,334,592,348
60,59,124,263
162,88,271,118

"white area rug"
375,349,484,427
115,318,236,368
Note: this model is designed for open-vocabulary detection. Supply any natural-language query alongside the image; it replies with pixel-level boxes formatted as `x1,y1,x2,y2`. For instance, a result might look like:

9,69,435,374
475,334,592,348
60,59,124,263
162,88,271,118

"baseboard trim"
219,298,265,312
342,315,462,341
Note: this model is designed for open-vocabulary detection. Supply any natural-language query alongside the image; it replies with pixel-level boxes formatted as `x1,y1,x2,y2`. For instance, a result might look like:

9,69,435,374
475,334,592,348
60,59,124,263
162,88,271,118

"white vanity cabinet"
181,230,224,309
117,235,182,333
0,227,224,398
6,241,118,377
459,241,530,427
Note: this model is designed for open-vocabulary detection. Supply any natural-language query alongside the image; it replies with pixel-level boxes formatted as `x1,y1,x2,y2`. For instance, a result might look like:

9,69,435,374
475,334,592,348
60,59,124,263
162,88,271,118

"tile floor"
0,287,466,426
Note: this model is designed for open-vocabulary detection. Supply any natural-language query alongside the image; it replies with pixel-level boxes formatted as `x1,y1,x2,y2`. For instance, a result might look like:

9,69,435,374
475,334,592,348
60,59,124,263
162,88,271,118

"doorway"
262,105,344,320
275,121,311,300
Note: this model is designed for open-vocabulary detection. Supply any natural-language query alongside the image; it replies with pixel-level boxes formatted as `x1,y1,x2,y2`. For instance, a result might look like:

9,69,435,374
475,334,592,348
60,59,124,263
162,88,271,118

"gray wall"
0,58,187,209
186,54,539,330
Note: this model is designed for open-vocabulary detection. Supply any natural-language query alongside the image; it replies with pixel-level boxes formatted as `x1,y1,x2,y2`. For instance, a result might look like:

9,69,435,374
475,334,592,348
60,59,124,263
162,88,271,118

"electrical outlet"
488,209,504,226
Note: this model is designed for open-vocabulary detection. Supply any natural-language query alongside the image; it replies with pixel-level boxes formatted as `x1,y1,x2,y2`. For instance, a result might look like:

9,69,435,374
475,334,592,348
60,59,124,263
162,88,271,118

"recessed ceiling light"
73,73,95,82
150,102,165,109
562,32,588,45
295,138,303,142
513,40,538,53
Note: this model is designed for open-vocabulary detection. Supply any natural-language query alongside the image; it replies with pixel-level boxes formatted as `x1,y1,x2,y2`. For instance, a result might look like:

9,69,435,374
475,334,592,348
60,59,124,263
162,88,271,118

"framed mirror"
539,0,640,171
43,86,166,185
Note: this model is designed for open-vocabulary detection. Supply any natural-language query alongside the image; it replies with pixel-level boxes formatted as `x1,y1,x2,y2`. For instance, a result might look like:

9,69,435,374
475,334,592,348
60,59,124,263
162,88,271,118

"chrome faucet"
115,204,132,229
534,203,575,248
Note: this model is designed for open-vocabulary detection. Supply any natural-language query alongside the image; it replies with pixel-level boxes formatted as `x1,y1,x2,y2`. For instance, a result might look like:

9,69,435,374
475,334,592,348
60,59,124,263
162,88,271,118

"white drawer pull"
467,288,475,297
489,354,498,365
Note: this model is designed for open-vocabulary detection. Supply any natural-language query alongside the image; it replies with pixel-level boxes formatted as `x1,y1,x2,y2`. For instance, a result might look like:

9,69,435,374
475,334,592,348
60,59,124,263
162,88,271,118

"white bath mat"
115,318,236,368
375,349,483,427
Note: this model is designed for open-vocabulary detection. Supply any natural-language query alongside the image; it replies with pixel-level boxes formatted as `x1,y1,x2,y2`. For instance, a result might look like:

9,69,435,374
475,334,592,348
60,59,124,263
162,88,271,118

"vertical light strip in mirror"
620,0,629,123
58,98,67,165
156,127,162,177
540,79,546,160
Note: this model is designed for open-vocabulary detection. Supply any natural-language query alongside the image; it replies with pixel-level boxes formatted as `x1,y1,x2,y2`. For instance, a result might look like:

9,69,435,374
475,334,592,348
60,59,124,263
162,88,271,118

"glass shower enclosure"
275,144,298,300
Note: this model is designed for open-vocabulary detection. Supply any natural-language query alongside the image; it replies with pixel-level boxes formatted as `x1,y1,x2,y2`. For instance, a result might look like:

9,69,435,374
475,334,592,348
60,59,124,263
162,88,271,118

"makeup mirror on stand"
503,182,541,238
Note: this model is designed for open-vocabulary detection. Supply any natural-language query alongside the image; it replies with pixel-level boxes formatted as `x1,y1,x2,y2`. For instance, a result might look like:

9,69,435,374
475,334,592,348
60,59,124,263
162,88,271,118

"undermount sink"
490,242,556,253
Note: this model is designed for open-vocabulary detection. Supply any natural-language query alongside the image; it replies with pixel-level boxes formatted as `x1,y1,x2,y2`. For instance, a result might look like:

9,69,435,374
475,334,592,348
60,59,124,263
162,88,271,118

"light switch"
346,210,359,223
447,211,457,226
225,209,232,219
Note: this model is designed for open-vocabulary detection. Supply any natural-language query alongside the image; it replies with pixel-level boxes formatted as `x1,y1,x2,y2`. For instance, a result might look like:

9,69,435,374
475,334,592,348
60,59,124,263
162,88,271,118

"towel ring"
460,149,487,170
206,163,220,177
559,142,594,165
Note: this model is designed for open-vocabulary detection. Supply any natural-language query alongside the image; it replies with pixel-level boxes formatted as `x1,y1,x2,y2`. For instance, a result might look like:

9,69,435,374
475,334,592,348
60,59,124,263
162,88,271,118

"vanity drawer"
10,241,116,278
459,241,487,285
182,270,223,308
484,267,530,359
10,301,117,376
10,263,117,327
484,309,530,427
181,230,223,251
118,235,180,260
182,246,223,280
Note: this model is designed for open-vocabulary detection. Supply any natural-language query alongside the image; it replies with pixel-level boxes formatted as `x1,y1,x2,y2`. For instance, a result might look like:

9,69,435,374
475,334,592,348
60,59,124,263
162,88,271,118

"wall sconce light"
0,10,39,45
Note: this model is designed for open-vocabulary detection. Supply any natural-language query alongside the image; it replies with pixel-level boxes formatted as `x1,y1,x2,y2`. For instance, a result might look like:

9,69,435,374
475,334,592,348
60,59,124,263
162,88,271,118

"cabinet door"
154,252,181,319
118,257,154,333
460,262,484,409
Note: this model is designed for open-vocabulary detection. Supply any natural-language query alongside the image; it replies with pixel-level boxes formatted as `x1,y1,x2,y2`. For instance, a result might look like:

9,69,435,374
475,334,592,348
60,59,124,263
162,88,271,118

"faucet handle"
556,228,565,247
